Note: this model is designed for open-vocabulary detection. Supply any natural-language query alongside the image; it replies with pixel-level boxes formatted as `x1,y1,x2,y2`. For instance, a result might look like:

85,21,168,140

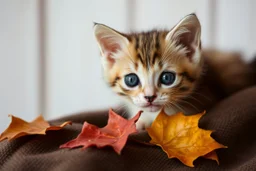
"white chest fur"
127,104,178,130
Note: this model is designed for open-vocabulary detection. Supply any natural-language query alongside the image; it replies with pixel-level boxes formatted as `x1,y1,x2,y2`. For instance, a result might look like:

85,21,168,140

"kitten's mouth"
142,103,162,112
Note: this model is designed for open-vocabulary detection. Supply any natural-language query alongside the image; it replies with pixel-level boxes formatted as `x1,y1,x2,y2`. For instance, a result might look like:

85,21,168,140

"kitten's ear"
166,14,201,63
94,23,129,68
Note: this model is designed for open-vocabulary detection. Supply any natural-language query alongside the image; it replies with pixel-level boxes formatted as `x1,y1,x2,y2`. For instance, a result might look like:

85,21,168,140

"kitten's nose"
144,95,157,103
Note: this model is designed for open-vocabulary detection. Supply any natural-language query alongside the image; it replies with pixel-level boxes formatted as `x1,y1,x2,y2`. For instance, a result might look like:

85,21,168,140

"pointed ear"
93,23,129,68
166,14,201,63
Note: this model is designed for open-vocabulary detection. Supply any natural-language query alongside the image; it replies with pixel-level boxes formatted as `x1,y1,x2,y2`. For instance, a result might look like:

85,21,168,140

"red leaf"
60,109,142,154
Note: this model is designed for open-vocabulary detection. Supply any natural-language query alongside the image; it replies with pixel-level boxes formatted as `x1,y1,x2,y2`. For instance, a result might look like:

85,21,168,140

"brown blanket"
1,86,256,171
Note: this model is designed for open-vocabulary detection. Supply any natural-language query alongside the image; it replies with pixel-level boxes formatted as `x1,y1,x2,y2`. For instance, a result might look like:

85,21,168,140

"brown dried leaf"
0,115,71,141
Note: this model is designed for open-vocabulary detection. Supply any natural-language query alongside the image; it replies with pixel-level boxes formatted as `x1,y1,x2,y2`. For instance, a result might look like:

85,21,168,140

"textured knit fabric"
0,86,256,171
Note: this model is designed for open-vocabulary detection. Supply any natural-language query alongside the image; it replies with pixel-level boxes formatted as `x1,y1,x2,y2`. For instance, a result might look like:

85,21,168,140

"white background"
0,0,255,131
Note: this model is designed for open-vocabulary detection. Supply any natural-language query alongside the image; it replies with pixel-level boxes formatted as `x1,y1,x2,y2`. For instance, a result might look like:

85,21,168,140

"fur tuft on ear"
166,14,201,63
93,24,129,68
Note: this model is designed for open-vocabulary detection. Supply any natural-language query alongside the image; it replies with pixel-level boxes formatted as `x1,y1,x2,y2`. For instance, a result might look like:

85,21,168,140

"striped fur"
94,14,203,129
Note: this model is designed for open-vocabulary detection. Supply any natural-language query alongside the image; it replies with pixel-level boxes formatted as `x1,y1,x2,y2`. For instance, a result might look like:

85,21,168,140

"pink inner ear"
177,32,196,61
100,38,121,65
101,37,121,58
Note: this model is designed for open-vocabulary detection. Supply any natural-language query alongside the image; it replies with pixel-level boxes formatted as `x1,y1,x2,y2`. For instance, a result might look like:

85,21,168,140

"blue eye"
160,72,176,85
124,73,139,87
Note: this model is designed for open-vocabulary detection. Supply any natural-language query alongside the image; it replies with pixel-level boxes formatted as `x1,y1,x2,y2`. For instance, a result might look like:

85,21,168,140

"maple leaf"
0,115,72,142
203,151,219,165
147,110,227,167
60,109,142,154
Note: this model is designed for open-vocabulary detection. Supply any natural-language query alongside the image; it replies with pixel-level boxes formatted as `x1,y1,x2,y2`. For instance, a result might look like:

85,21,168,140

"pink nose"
144,95,156,103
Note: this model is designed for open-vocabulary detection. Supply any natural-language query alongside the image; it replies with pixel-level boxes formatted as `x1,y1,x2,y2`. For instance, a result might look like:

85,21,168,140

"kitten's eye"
124,73,140,87
160,72,176,85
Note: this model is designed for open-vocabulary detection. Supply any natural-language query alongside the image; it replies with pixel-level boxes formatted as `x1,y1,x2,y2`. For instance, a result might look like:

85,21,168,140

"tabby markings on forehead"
137,53,144,65
152,52,159,66
132,31,163,69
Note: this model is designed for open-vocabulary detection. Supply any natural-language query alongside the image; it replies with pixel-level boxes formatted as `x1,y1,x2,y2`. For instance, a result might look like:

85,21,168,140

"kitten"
93,14,255,130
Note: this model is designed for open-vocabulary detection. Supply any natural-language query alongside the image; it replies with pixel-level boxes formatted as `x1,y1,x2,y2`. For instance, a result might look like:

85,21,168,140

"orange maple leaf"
147,110,227,167
60,109,142,154
0,115,72,142
204,151,219,165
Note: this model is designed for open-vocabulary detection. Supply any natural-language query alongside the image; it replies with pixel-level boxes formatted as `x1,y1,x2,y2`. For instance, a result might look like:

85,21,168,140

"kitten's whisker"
121,110,128,118
177,99,200,112
165,101,185,113
174,94,204,105
190,91,212,102
185,95,204,105
115,103,129,118
115,104,126,111
163,102,175,111
171,102,185,113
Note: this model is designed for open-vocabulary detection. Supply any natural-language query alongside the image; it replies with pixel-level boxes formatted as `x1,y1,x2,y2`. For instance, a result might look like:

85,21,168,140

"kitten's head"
94,14,203,113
